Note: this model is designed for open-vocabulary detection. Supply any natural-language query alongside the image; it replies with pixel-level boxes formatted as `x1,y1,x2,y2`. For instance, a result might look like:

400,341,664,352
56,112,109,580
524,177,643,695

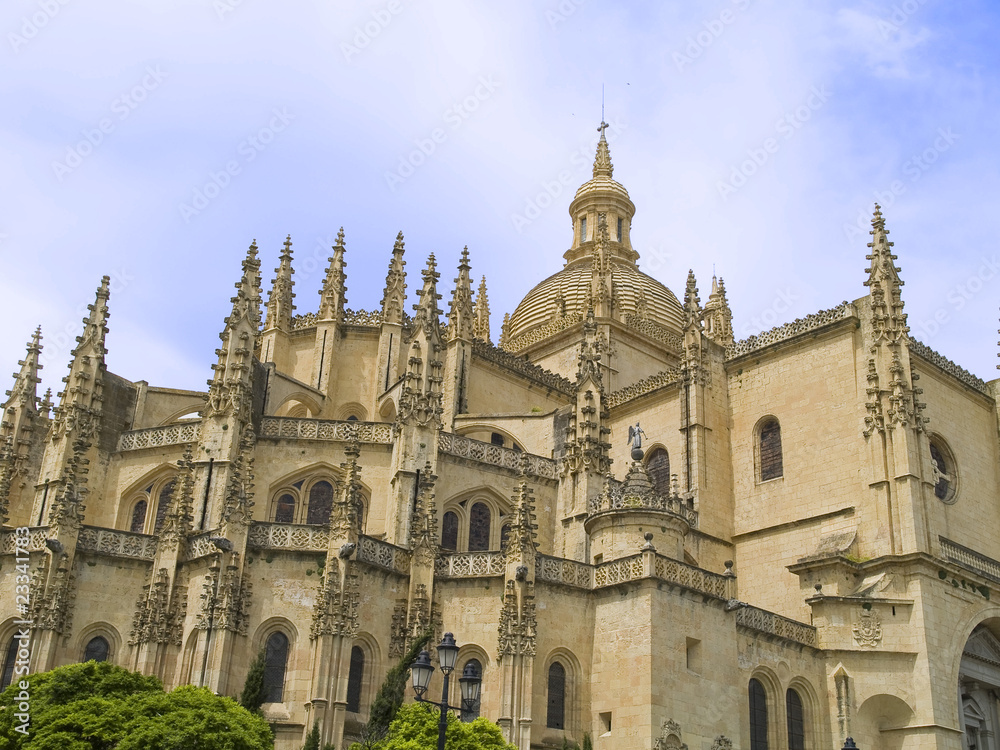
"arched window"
442,512,459,551
130,499,148,534
274,493,295,523
307,481,335,525
546,661,566,729
786,688,805,750
1,636,18,690
749,678,768,750
154,480,176,533
758,419,783,482
83,636,110,663
346,645,365,713
461,659,482,721
262,632,289,703
468,502,491,551
646,447,671,495
490,432,504,447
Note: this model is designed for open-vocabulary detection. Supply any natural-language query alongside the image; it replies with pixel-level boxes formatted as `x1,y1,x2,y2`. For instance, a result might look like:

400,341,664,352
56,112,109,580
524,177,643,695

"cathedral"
3,125,1000,750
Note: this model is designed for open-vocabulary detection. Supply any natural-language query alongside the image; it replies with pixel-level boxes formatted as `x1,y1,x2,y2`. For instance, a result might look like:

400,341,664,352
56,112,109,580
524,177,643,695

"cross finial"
597,120,609,138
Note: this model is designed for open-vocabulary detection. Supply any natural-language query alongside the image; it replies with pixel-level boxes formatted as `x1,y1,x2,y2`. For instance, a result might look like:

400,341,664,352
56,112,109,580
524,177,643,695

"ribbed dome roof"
505,259,684,348
503,123,684,351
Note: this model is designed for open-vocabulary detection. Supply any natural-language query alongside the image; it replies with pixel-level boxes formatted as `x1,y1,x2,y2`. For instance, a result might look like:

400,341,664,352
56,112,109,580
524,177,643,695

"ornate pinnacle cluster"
47,436,90,533
576,308,603,387
381,232,407,325
206,242,262,420
864,204,908,344
473,276,491,342
412,255,443,333
52,277,110,442
319,228,348,322
2,328,44,492
593,121,614,178
0,437,13,526
703,276,733,346
220,428,256,529
3,327,42,422
589,214,615,318
264,235,295,331
331,439,363,537
447,246,474,341
397,255,445,430
408,462,439,550
504,461,538,562
158,444,196,549
683,270,702,323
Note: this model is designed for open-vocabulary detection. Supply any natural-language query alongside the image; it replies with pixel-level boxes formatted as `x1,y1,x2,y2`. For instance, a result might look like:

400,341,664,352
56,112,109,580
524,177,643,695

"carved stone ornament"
653,718,688,750
711,736,733,750
852,607,883,648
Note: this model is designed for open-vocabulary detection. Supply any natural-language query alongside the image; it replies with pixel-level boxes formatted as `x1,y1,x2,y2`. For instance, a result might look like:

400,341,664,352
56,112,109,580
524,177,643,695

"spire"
683,270,702,323
408,462,439,550
412,254,443,334
864,204,908,344
319,228,348,322
593,120,613,178
206,241,262,420
2,326,43,441
381,232,407,325
447,247,474,341
264,235,295,331
474,276,491,343
703,275,733,346
499,313,511,348
505,460,538,562
39,389,52,419
52,277,110,440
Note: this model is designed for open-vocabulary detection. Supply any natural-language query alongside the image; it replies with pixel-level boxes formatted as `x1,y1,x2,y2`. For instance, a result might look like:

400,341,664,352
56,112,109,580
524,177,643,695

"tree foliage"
303,721,321,750
239,645,268,714
368,702,516,750
0,661,273,750
356,631,432,748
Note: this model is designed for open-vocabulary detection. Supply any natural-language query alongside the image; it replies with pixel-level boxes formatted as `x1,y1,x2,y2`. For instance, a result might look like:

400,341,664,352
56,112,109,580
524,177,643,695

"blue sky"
2,0,998,399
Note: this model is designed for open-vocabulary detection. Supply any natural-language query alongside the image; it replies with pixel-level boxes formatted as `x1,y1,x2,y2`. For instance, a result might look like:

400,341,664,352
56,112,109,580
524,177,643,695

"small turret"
381,232,407,325
447,247,474,342
703,276,733,346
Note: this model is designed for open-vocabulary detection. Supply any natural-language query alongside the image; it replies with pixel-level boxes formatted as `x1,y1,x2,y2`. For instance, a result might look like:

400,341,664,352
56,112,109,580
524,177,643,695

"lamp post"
411,632,483,750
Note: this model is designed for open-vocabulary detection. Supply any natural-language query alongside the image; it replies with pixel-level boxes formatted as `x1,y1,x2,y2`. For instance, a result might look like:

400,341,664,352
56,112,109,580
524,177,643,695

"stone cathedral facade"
3,129,1000,750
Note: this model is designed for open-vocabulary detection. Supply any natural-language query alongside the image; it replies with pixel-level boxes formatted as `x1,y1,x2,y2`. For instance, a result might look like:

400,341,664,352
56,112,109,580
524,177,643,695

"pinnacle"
281,234,294,259
593,121,614,178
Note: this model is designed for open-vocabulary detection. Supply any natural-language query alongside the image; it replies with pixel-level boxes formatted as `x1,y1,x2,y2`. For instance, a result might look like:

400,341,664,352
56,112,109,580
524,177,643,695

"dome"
503,123,684,351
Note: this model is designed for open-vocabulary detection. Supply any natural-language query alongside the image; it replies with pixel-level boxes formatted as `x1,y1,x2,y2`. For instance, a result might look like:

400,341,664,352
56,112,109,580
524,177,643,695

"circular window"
929,437,957,504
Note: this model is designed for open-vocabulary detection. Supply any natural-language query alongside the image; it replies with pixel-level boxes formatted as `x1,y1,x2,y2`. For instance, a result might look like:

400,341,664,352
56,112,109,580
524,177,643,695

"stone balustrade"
118,421,201,452
259,418,393,444
438,432,559,480
76,526,157,560
536,553,593,589
248,523,329,552
940,536,1000,583
735,604,818,647
356,535,411,574
0,527,50,555
434,550,506,578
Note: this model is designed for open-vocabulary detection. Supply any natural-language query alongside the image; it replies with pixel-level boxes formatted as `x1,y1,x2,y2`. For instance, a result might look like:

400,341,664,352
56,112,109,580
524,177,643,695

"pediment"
964,628,1000,666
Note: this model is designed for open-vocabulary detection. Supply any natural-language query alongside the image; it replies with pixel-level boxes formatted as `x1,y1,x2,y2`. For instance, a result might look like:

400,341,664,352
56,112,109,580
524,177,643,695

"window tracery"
438,496,510,552
121,474,179,535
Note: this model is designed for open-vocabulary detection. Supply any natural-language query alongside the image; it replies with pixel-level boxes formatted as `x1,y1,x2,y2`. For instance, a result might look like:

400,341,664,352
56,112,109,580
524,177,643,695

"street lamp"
411,632,483,750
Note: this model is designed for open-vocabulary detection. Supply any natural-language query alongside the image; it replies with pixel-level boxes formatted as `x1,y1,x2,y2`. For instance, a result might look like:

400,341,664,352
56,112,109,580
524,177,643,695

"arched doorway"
959,625,1000,750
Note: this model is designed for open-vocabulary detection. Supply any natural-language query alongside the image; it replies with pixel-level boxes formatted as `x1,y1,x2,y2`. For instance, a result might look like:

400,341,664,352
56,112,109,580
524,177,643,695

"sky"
2,0,999,401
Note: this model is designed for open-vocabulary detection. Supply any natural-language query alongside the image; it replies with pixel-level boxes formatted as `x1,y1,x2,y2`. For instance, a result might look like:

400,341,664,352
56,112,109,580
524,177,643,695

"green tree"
240,645,268,714
370,702,516,750
356,631,432,748
303,721,321,750
0,662,273,750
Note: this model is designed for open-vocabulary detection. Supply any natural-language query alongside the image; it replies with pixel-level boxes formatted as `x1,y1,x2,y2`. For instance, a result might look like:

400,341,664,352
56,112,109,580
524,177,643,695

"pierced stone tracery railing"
909,341,990,396
434,551,506,578
259,418,393,444
735,604,817,647
594,555,644,587
725,302,854,360
940,536,1000,583
76,526,157,560
536,554,593,589
118,422,201,452
654,555,729,599
438,432,559,480
0,527,49,555
588,481,699,528
185,531,220,561
248,523,329,552
357,535,411,574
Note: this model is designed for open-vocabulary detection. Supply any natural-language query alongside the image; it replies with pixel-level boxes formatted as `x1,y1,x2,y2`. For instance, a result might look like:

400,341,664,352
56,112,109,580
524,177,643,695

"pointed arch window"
153,479,176,533
468,502,491,551
786,688,805,750
645,447,671,495
346,646,365,713
749,678,768,750
84,636,110,663
546,661,566,729
442,511,459,551
307,481,335,525
130,499,148,534
262,632,289,703
274,493,295,524
758,418,783,482
461,659,482,721
1,636,18,690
